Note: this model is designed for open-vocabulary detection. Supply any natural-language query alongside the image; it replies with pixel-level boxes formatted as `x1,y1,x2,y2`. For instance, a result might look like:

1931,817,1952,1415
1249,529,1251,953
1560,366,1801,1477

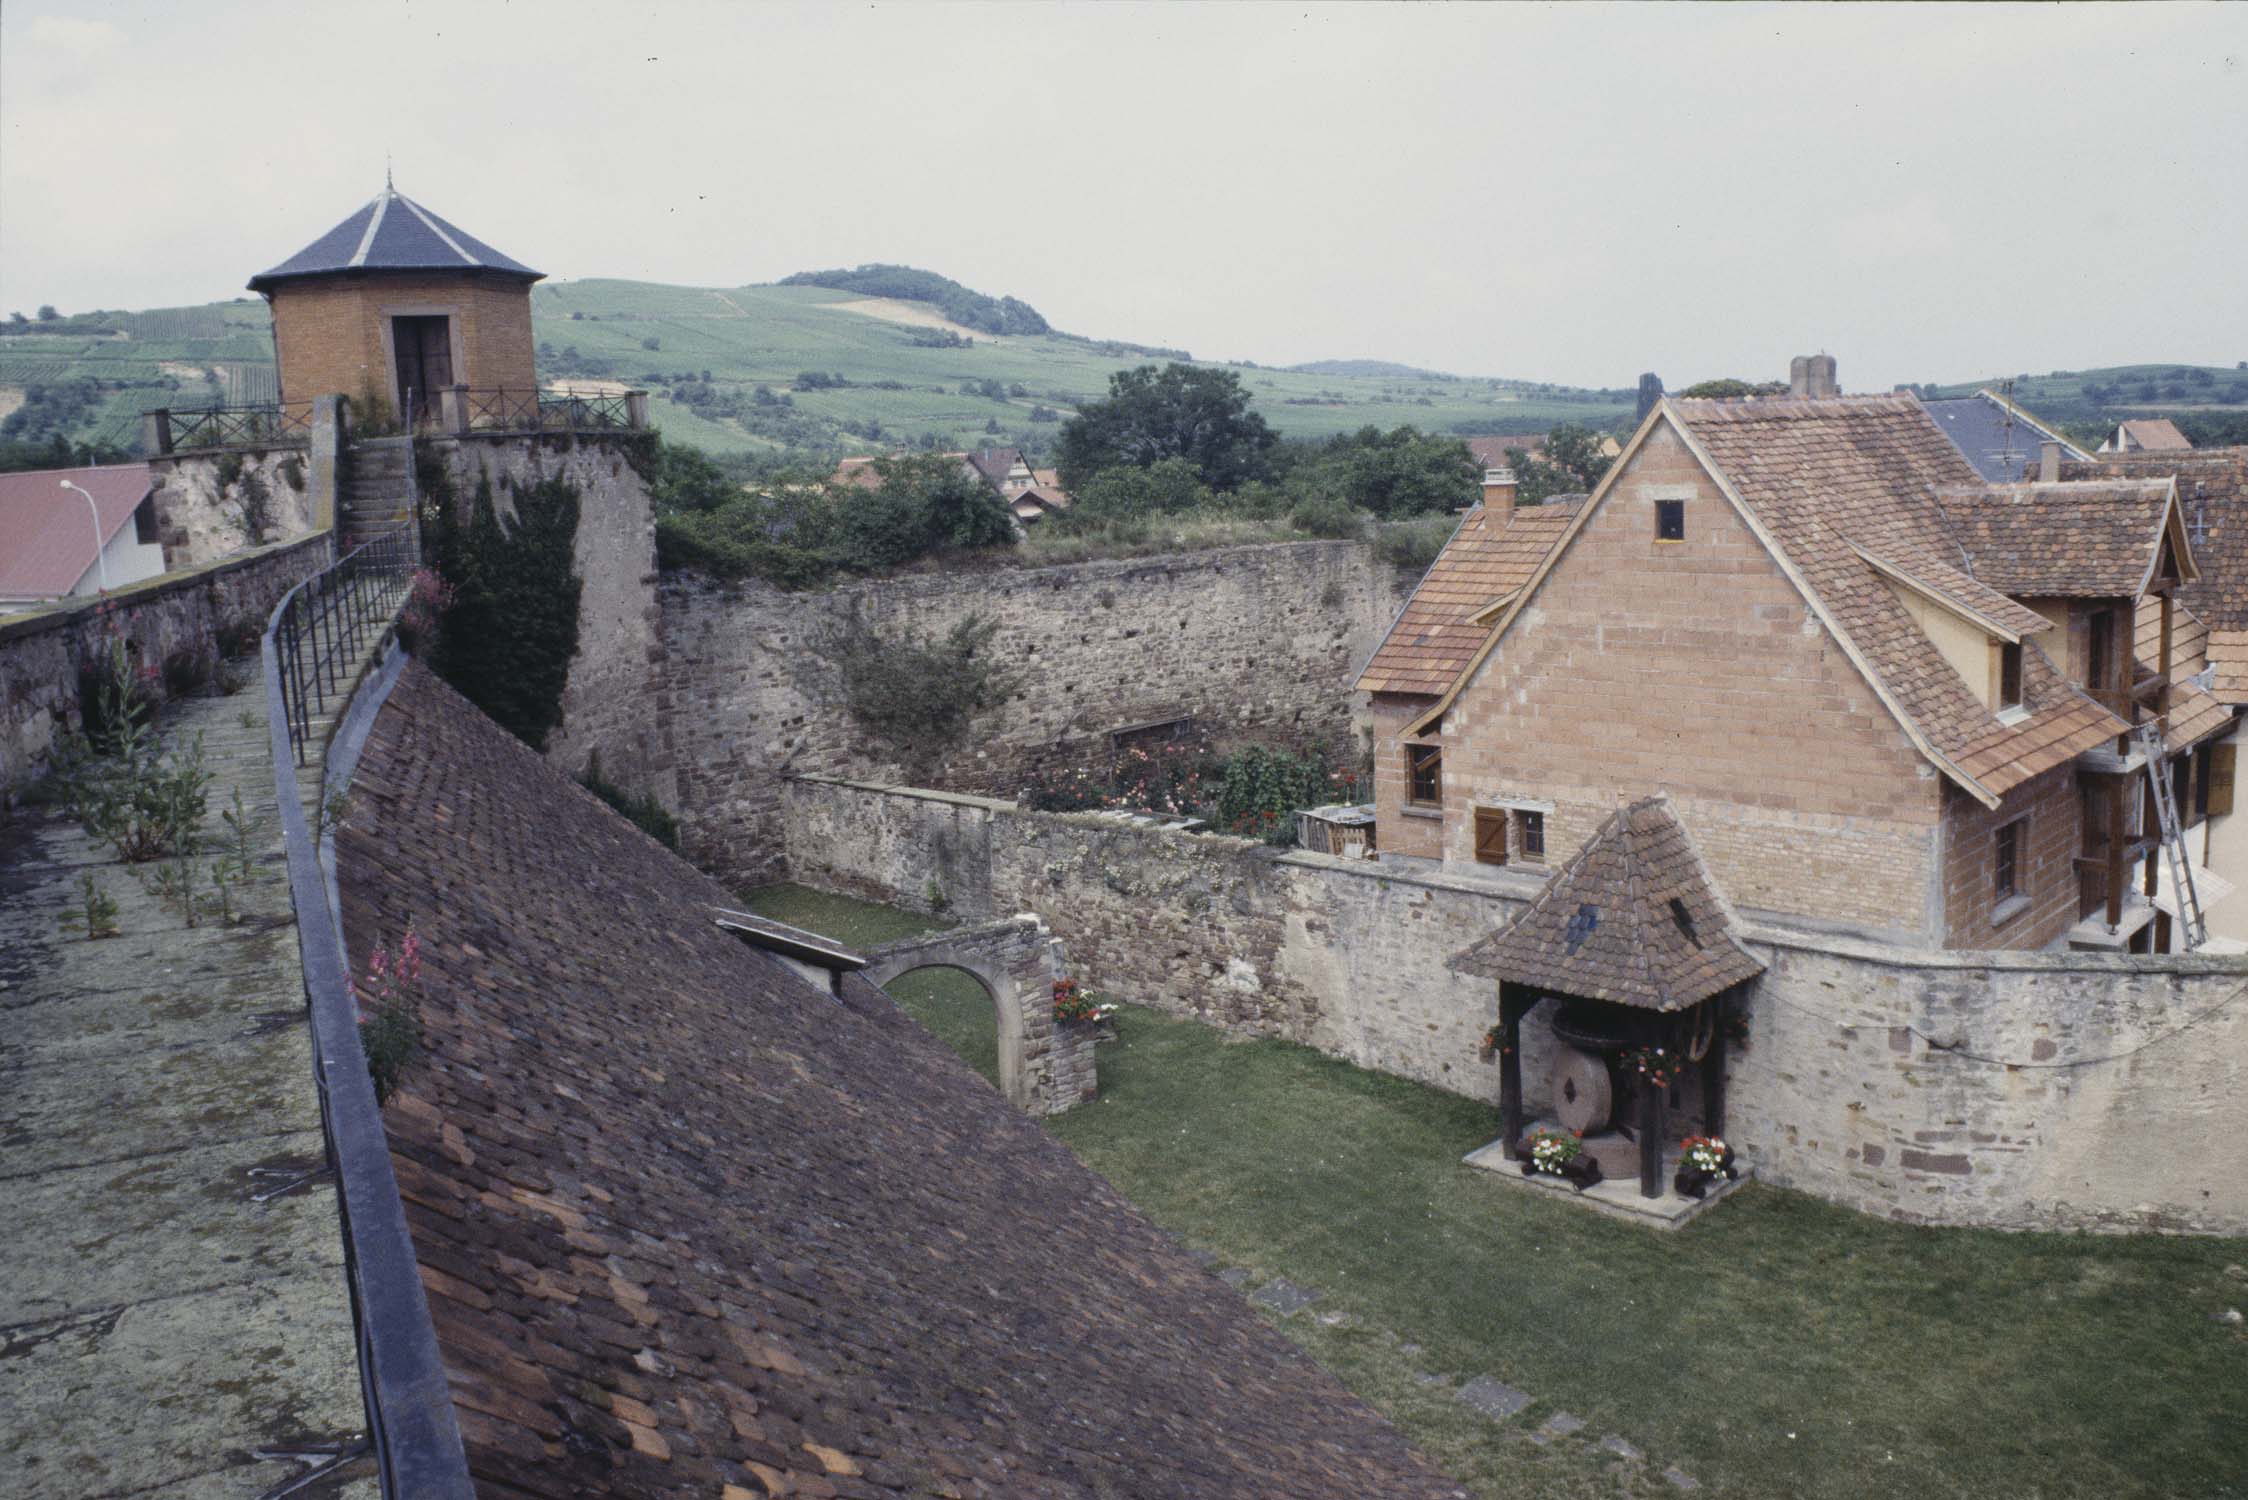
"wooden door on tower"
391,315,453,413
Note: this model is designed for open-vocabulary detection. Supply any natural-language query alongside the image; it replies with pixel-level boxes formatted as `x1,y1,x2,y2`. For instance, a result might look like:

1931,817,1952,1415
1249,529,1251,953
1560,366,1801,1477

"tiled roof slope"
1671,395,2124,798
1462,435,1548,470
249,186,541,292
337,666,1460,1500
2080,449,2248,706
1356,501,1579,695
2113,418,2192,452
0,462,150,601
1936,480,2178,596
1450,796,1764,1010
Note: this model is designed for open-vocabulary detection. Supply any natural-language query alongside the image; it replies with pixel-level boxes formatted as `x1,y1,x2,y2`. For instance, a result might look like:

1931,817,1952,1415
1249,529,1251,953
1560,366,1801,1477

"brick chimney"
2039,440,2062,483
1789,354,1838,399
1481,465,1518,518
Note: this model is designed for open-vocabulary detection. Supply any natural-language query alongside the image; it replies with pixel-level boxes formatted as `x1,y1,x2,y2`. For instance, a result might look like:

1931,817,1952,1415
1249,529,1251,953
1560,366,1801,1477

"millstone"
1551,1044,1613,1134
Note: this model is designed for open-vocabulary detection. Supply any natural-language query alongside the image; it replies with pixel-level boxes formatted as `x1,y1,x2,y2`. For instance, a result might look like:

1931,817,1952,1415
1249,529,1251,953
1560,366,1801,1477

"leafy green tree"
1505,423,1615,505
1056,363,1276,492
648,440,740,514
1676,378,1784,399
873,453,1018,551
36,305,59,322
1060,457,1213,528
1281,425,1478,518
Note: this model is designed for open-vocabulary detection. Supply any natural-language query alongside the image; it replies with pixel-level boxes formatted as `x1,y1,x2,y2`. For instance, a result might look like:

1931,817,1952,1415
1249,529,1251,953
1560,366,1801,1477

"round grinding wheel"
1551,1045,1614,1135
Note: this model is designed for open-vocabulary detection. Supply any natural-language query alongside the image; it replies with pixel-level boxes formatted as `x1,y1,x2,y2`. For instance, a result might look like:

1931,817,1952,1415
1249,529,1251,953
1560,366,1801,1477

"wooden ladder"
2131,720,2207,950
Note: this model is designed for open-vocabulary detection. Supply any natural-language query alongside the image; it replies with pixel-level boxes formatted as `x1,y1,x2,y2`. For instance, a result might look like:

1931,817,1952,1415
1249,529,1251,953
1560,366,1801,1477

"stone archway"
862,915,1095,1115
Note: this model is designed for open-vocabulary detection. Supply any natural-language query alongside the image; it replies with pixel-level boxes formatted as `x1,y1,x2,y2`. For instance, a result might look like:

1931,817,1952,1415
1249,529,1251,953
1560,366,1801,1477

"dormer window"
1998,642,2024,712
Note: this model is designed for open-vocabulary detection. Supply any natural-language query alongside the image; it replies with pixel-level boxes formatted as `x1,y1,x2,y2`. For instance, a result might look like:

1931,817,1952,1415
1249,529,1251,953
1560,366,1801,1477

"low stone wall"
0,532,334,800
783,774,2248,1234
665,540,1413,889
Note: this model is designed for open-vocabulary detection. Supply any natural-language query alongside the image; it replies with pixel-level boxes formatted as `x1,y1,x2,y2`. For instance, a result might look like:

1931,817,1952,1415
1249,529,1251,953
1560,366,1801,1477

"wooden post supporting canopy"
1700,994,1728,1140
1497,982,1534,1158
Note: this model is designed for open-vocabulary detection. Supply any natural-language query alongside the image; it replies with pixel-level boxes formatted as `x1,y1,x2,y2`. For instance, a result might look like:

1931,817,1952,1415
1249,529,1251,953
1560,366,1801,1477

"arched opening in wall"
882,964,1012,1095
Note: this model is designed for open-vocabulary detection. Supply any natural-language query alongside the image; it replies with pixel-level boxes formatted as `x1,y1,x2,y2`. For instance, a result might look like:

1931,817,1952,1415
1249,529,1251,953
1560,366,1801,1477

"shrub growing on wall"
831,612,1014,760
429,473,584,751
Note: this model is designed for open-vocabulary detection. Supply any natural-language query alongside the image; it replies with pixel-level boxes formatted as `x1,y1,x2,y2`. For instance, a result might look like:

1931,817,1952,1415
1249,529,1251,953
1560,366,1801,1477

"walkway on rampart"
0,688,373,1497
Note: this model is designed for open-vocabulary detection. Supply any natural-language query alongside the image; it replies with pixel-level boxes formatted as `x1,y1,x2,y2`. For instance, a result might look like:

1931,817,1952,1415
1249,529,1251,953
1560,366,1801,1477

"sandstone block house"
1360,372,2239,957
249,180,543,417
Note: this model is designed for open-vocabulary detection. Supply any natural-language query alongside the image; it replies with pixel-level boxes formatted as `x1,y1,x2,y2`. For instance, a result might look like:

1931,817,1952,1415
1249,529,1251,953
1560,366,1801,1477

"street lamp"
59,479,110,591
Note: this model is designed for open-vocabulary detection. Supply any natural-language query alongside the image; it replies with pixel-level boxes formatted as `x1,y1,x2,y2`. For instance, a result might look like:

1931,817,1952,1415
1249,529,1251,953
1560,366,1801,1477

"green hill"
1918,362,2248,440
0,277,1635,461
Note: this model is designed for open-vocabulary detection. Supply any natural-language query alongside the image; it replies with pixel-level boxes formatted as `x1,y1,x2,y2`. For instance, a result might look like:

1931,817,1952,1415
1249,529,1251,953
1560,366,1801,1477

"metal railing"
269,528,420,765
148,401,315,454
412,385,643,435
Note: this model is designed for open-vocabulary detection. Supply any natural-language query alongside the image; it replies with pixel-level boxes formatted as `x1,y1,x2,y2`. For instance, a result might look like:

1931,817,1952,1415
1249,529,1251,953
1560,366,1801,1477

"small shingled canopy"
1453,795,1765,1199
1450,794,1763,1011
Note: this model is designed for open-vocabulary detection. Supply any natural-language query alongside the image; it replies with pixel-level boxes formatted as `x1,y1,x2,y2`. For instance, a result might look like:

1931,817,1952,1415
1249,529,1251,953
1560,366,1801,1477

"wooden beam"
1639,1072,1665,1200
1702,996,1728,1140
1498,983,1532,1158
2107,775,2126,929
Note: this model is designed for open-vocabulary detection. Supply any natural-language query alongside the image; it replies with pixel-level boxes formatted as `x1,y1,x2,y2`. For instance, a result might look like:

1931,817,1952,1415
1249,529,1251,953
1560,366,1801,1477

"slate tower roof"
248,185,542,293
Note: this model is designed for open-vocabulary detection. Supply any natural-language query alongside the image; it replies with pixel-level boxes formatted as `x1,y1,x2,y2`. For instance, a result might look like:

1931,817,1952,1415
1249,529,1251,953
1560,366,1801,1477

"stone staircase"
342,436,417,547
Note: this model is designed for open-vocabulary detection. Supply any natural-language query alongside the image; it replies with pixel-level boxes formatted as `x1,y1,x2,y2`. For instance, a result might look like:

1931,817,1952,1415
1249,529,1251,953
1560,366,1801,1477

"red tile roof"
1461,435,1548,470
2112,418,2192,452
1355,500,1581,696
1450,795,1765,1010
1669,395,2125,799
0,463,152,603
1936,479,2181,597
338,666,1462,1500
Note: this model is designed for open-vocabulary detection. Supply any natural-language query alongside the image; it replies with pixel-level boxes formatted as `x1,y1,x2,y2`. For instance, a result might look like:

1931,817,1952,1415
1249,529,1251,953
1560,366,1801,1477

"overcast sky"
3,1,2243,389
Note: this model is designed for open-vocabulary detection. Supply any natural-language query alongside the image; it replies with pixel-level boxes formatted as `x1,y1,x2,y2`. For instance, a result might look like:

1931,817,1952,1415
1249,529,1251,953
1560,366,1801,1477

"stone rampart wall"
1,533,334,800
420,433,664,795
782,774,2248,1234
663,540,1411,889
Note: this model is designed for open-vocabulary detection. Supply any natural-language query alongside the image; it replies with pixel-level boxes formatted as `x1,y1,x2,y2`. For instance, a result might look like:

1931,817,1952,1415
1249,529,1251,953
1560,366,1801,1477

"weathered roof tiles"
338,665,1462,1500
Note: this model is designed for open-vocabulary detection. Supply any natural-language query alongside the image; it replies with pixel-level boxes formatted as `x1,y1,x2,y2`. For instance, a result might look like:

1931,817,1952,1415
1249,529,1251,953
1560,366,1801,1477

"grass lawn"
743,884,2248,1499
742,883,1001,1089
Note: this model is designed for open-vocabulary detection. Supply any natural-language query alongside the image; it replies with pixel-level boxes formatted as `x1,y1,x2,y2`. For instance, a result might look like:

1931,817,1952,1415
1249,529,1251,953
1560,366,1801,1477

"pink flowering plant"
394,569,454,657
1525,1125,1584,1176
354,923,426,1102
1051,977,1117,1026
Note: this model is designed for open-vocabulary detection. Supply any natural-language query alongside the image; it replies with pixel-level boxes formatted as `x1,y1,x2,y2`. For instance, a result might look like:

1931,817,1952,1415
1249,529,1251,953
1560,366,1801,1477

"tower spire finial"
385,153,393,192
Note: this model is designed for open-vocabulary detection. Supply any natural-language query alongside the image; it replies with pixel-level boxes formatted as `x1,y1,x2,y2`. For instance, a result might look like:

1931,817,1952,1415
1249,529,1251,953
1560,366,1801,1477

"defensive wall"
658,540,1413,888
782,773,2248,1235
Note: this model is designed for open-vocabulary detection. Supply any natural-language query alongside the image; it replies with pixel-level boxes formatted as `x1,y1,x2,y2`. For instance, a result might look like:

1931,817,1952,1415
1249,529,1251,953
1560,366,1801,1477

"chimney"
2039,440,2062,483
1635,372,1664,425
1482,466,1518,518
1789,354,1837,399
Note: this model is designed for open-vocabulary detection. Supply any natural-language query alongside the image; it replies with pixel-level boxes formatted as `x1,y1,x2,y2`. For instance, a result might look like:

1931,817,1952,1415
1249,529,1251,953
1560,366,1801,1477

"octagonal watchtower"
249,182,543,419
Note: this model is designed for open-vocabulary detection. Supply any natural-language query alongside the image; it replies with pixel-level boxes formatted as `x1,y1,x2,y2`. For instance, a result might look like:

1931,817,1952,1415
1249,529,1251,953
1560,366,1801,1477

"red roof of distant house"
0,463,152,603
2111,418,2192,452
1462,435,1548,470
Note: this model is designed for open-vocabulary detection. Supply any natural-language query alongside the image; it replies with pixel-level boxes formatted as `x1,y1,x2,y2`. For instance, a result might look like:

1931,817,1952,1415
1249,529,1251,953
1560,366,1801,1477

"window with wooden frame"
2175,754,2197,829
1406,743,1442,807
1993,816,2025,907
1472,806,1508,864
1997,641,2024,712
1655,499,1686,542
2086,608,2114,692
1515,808,1545,861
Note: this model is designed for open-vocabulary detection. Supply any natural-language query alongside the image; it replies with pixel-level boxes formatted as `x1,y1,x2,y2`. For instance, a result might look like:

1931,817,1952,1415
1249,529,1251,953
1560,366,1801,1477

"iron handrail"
269,528,420,766
151,401,316,453
411,385,640,434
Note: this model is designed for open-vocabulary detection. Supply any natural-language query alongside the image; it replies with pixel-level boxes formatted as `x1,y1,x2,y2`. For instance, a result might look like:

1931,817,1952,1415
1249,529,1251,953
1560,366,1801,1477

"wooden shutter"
2208,742,2236,817
1473,807,1508,865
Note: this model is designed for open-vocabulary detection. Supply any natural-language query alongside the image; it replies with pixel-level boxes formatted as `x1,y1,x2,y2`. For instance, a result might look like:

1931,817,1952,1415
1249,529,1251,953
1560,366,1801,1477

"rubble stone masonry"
662,541,1412,888
785,774,2248,1234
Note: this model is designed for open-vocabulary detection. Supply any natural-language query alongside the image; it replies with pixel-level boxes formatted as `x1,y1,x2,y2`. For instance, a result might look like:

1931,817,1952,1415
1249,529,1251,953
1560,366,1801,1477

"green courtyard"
745,884,2248,1500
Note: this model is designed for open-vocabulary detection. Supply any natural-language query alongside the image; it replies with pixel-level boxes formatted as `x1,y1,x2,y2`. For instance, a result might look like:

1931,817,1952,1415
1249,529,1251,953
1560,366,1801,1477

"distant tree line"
779,265,1051,337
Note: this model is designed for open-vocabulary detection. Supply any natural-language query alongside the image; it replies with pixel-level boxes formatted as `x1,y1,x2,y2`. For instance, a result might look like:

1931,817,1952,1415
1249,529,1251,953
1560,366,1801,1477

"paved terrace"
0,687,374,1498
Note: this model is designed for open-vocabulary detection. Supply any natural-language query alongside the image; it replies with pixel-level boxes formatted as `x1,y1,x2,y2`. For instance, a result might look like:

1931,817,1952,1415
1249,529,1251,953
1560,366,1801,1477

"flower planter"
1672,1146,1739,1200
1520,1155,1604,1193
